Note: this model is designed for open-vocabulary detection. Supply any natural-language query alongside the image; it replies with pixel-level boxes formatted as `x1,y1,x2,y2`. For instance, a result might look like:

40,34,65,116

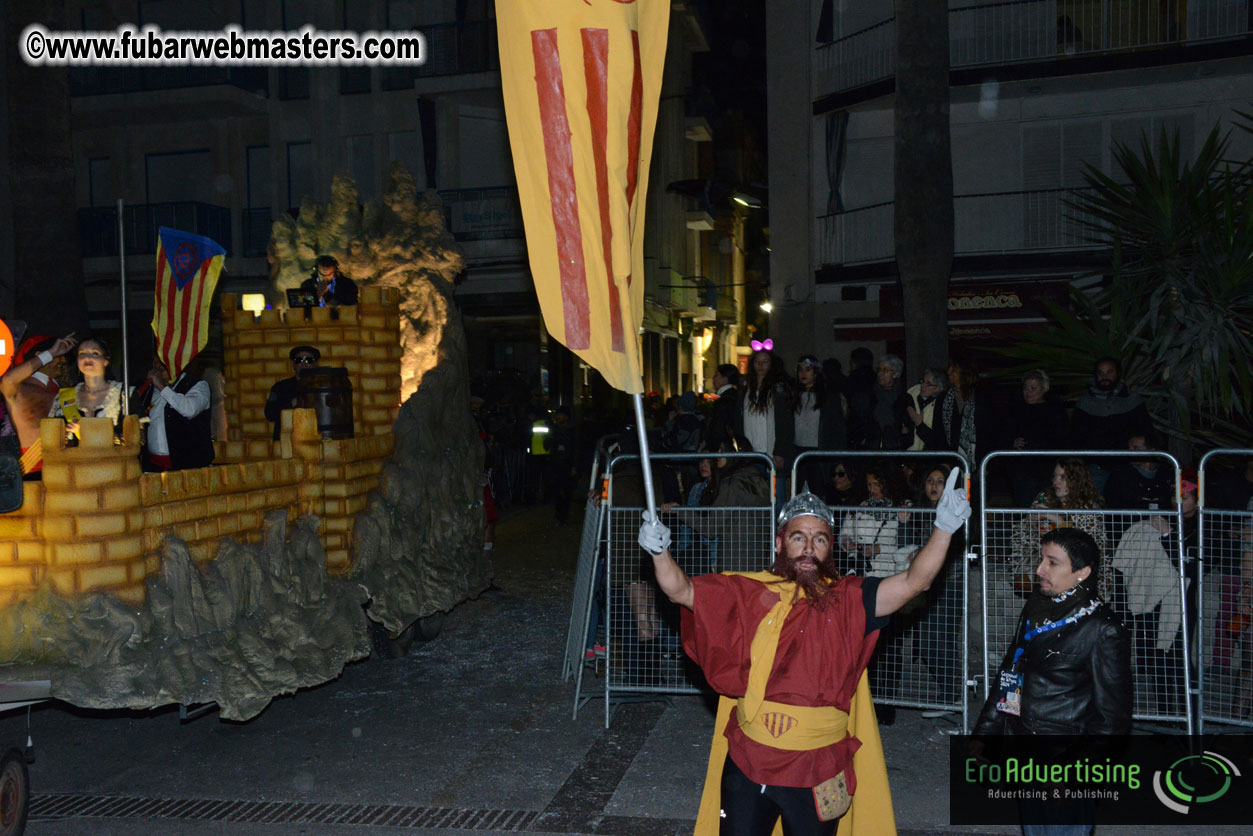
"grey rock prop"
270,164,491,636
0,512,371,722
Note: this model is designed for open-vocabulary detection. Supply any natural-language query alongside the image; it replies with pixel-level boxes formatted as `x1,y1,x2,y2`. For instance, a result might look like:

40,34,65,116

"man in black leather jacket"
975,527,1131,834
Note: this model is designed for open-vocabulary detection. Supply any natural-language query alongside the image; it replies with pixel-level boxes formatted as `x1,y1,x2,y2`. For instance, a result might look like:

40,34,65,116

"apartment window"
346,135,378,203
1110,113,1195,180
88,158,112,207
1021,121,1102,248
287,141,314,211
246,146,272,209
457,109,511,188
388,131,421,186
145,150,213,204
341,0,373,93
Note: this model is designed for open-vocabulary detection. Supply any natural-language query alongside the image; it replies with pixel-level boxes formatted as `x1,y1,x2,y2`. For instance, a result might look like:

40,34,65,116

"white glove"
638,513,671,555
934,468,971,533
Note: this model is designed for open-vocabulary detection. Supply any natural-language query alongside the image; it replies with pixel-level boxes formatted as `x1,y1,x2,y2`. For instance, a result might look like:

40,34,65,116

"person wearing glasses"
265,345,321,441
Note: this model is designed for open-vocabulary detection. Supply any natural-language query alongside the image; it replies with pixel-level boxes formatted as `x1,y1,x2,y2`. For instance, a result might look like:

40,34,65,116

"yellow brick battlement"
221,285,402,441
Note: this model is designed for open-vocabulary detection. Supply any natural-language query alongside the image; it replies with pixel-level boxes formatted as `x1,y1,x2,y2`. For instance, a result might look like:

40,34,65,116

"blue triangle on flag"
158,227,226,290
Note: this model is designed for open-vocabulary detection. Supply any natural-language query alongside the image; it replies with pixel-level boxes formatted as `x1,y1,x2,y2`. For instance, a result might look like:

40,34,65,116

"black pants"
719,755,836,836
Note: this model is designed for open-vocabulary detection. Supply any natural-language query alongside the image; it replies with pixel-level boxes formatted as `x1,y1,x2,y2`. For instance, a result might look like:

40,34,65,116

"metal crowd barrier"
794,450,974,731
563,436,611,684
1197,449,1253,732
980,450,1192,732
603,451,775,727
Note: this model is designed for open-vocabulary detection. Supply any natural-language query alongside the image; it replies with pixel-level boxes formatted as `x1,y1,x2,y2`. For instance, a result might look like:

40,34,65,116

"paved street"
0,501,1227,835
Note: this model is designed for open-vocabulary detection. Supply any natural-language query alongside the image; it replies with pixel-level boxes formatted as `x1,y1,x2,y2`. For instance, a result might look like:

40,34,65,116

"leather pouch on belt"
812,770,850,822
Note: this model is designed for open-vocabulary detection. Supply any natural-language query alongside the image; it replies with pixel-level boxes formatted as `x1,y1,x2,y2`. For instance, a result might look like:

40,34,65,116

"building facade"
767,0,1252,370
44,0,744,405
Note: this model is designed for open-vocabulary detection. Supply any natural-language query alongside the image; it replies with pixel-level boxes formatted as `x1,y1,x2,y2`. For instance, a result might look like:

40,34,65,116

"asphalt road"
0,500,1235,835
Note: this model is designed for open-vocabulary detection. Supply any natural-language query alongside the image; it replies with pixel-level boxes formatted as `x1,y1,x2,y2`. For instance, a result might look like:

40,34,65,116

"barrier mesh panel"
1198,505,1253,729
605,504,774,694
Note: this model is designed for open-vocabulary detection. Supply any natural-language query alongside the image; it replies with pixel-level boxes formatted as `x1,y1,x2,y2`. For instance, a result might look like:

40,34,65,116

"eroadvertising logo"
950,736,1251,826
1152,751,1241,814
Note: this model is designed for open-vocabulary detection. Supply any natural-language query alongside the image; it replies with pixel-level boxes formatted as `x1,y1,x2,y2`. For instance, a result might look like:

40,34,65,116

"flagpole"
117,198,130,405
631,393,658,524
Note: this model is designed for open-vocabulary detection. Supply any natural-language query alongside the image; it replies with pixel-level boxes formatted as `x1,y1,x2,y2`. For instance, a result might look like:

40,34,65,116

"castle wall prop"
0,288,403,605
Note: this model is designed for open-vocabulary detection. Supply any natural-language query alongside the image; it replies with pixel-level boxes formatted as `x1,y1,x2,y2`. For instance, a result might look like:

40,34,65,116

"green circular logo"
1153,751,1241,814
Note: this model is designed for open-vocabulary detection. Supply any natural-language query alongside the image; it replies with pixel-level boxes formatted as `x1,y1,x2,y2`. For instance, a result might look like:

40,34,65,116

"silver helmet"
777,486,834,531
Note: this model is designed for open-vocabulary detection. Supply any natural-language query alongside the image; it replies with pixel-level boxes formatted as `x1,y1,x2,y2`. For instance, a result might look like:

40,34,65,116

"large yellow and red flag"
497,0,668,395
151,226,225,377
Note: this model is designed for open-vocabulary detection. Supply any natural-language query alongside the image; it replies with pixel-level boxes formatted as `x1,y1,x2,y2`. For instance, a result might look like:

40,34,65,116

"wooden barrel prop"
297,367,354,439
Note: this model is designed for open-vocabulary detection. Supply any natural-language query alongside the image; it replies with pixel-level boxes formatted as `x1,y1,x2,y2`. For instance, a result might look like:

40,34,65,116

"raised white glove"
934,468,971,533
638,513,671,555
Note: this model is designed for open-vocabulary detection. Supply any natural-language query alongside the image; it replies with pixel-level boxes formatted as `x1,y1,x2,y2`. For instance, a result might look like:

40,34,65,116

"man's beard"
770,551,841,606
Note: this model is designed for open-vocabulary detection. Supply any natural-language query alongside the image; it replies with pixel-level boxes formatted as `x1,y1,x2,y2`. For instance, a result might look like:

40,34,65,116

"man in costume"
0,332,78,475
974,527,1131,835
638,468,970,835
136,358,214,472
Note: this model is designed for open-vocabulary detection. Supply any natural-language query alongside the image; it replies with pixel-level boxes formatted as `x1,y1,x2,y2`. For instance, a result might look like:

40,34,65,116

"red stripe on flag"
624,30,643,289
531,28,590,350
626,30,643,210
581,28,625,354
158,248,178,366
178,258,211,375
171,259,197,374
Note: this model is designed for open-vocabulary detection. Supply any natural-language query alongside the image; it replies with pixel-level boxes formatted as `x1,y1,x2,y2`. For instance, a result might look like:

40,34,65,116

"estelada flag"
497,0,668,395
151,226,225,378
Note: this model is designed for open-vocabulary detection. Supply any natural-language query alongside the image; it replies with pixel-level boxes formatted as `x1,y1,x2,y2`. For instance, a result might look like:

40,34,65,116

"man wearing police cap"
639,471,970,835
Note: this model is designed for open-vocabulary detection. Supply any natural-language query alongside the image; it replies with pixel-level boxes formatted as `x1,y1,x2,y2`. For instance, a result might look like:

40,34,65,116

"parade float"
0,167,490,723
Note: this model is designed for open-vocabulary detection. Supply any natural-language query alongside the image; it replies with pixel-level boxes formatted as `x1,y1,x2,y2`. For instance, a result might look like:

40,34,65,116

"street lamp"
759,301,773,313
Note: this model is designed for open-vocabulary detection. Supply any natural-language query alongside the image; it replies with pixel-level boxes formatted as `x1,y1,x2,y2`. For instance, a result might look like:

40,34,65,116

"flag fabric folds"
497,0,668,395
151,226,225,378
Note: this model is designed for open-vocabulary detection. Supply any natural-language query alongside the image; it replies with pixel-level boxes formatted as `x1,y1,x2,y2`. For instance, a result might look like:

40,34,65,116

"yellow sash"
737,699,848,751
692,572,896,836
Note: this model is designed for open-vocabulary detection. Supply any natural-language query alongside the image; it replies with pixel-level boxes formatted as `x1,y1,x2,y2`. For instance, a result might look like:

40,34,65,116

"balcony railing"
815,188,1101,267
817,0,1250,96
78,202,232,257
381,20,499,89
71,66,268,97
438,187,523,241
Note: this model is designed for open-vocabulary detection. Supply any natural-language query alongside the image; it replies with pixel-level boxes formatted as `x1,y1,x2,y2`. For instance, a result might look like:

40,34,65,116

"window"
388,131,421,187
145,150,213,204
246,146,272,209
89,158,111,208
346,135,378,203
287,141,314,211
457,109,511,189
1021,121,1102,248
